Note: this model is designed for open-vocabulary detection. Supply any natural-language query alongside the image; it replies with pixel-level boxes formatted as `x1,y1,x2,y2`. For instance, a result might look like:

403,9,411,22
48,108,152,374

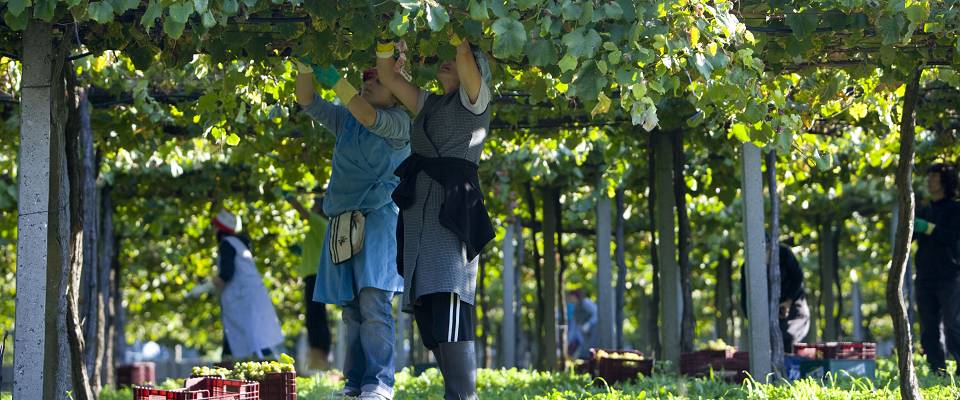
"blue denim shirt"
303,94,411,216
304,94,409,303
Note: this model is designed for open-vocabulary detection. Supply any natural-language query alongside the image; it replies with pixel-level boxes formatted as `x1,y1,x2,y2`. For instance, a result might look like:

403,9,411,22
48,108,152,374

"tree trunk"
715,255,734,344
765,150,784,379
100,188,116,387
540,186,559,370
654,132,681,368
672,130,695,353
555,190,567,366
646,133,662,357
113,237,127,374
501,218,517,368
524,183,546,367
515,221,525,367
833,227,843,338
66,83,95,400
805,289,820,343
78,88,104,396
819,220,838,341
852,276,864,341
887,67,923,400
615,188,627,349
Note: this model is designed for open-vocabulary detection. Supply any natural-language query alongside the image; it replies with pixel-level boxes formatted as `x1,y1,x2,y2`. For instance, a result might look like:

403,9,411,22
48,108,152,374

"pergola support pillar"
741,142,772,380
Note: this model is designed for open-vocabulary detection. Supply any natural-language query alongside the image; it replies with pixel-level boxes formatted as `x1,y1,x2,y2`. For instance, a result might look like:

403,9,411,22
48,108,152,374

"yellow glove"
332,79,358,105
450,33,463,47
376,42,396,59
294,60,313,74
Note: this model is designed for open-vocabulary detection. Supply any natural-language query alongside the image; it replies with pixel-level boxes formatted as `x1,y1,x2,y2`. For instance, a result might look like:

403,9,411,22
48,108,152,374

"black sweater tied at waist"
392,153,496,276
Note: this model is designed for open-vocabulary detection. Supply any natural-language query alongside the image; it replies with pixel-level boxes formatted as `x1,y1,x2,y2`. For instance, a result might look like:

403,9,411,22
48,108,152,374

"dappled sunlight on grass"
61,358,960,400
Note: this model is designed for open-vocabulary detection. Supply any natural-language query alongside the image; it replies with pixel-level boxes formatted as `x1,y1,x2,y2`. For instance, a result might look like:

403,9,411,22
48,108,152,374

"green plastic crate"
799,359,876,380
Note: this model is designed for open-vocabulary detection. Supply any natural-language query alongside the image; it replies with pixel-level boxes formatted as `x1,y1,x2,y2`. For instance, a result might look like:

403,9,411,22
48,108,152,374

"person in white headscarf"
207,209,284,360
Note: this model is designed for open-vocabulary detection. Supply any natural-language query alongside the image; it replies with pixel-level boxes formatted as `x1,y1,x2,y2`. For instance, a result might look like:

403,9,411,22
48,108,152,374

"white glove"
186,280,215,298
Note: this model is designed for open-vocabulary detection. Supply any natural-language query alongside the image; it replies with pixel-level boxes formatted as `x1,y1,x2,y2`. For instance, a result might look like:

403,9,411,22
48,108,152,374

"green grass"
8,359,959,400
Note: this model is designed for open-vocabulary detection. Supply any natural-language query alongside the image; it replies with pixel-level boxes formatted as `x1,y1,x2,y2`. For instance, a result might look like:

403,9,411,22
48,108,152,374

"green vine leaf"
7,0,31,17
426,2,450,31
193,0,209,13
562,27,602,59
140,0,162,30
163,18,186,39
492,17,527,58
785,10,818,40
468,0,488,21
109,0,139,13
88,1,116,24
3,9,29,30
168,2,195,24
525,38,557,67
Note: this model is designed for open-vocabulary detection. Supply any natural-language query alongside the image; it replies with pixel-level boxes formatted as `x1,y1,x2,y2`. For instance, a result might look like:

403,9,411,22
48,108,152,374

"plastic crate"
792,343,818,359
784,356,805,380
134,377,260,400
820,342,876,360
586,349,652,384
680,349,739,376
260,372,296,400
799,359,876,380
117,362,156,387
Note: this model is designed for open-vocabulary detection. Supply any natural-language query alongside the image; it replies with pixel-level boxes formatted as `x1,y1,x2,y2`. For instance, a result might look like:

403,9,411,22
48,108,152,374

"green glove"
314,65,342,88
915,218,931,234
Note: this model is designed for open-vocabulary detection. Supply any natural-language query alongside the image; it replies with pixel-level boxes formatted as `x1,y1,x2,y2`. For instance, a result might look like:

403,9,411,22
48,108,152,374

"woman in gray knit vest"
376,34,495,400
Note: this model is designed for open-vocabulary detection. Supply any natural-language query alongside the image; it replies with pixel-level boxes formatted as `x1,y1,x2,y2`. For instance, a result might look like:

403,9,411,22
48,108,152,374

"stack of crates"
117,362,156,387
134,376,259,400
680,349,750,383
790,342,877,380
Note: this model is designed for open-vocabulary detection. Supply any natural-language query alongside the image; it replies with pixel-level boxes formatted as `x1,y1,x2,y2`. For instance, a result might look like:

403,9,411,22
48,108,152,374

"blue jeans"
343,288,396,398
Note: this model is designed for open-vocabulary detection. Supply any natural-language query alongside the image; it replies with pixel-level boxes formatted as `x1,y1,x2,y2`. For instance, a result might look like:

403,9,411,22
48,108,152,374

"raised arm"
311,64,385,128
454,38,483,104
294,62,348,135
376,42,423,114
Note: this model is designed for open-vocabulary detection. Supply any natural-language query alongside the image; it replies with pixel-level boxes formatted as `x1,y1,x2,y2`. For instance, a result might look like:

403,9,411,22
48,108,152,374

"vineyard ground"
3,358,953,400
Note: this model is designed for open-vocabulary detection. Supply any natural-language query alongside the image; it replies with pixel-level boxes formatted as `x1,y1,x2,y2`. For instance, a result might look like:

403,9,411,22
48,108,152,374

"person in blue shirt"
294,60,410,400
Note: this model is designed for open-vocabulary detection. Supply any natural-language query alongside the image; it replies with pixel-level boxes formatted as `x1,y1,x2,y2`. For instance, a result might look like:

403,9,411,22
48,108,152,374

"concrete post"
595,185,616,349
13,20,61,400
741,142,772,380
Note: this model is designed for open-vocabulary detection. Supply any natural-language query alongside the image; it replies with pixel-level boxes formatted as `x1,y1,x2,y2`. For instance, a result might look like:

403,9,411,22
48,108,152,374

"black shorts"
414,292,475,349
304,274,331,352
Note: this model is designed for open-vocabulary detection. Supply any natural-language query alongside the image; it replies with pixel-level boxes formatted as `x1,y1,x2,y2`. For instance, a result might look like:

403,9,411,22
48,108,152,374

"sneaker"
338,387,361,398
357,392,390,400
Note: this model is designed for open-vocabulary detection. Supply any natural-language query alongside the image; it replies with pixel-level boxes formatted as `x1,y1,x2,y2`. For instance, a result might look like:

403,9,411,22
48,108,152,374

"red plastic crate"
821,342,876,360
793,343,818,359
680,349,737,375
584,349,652,384
117,362,156,387
260,372,297,400
134,377,259,400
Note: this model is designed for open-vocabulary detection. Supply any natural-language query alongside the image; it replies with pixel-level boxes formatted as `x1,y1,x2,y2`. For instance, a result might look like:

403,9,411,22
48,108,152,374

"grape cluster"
191,366,230,377
230,361,296,381
192,359,296,381
705,339,733,352
595,349,644,360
